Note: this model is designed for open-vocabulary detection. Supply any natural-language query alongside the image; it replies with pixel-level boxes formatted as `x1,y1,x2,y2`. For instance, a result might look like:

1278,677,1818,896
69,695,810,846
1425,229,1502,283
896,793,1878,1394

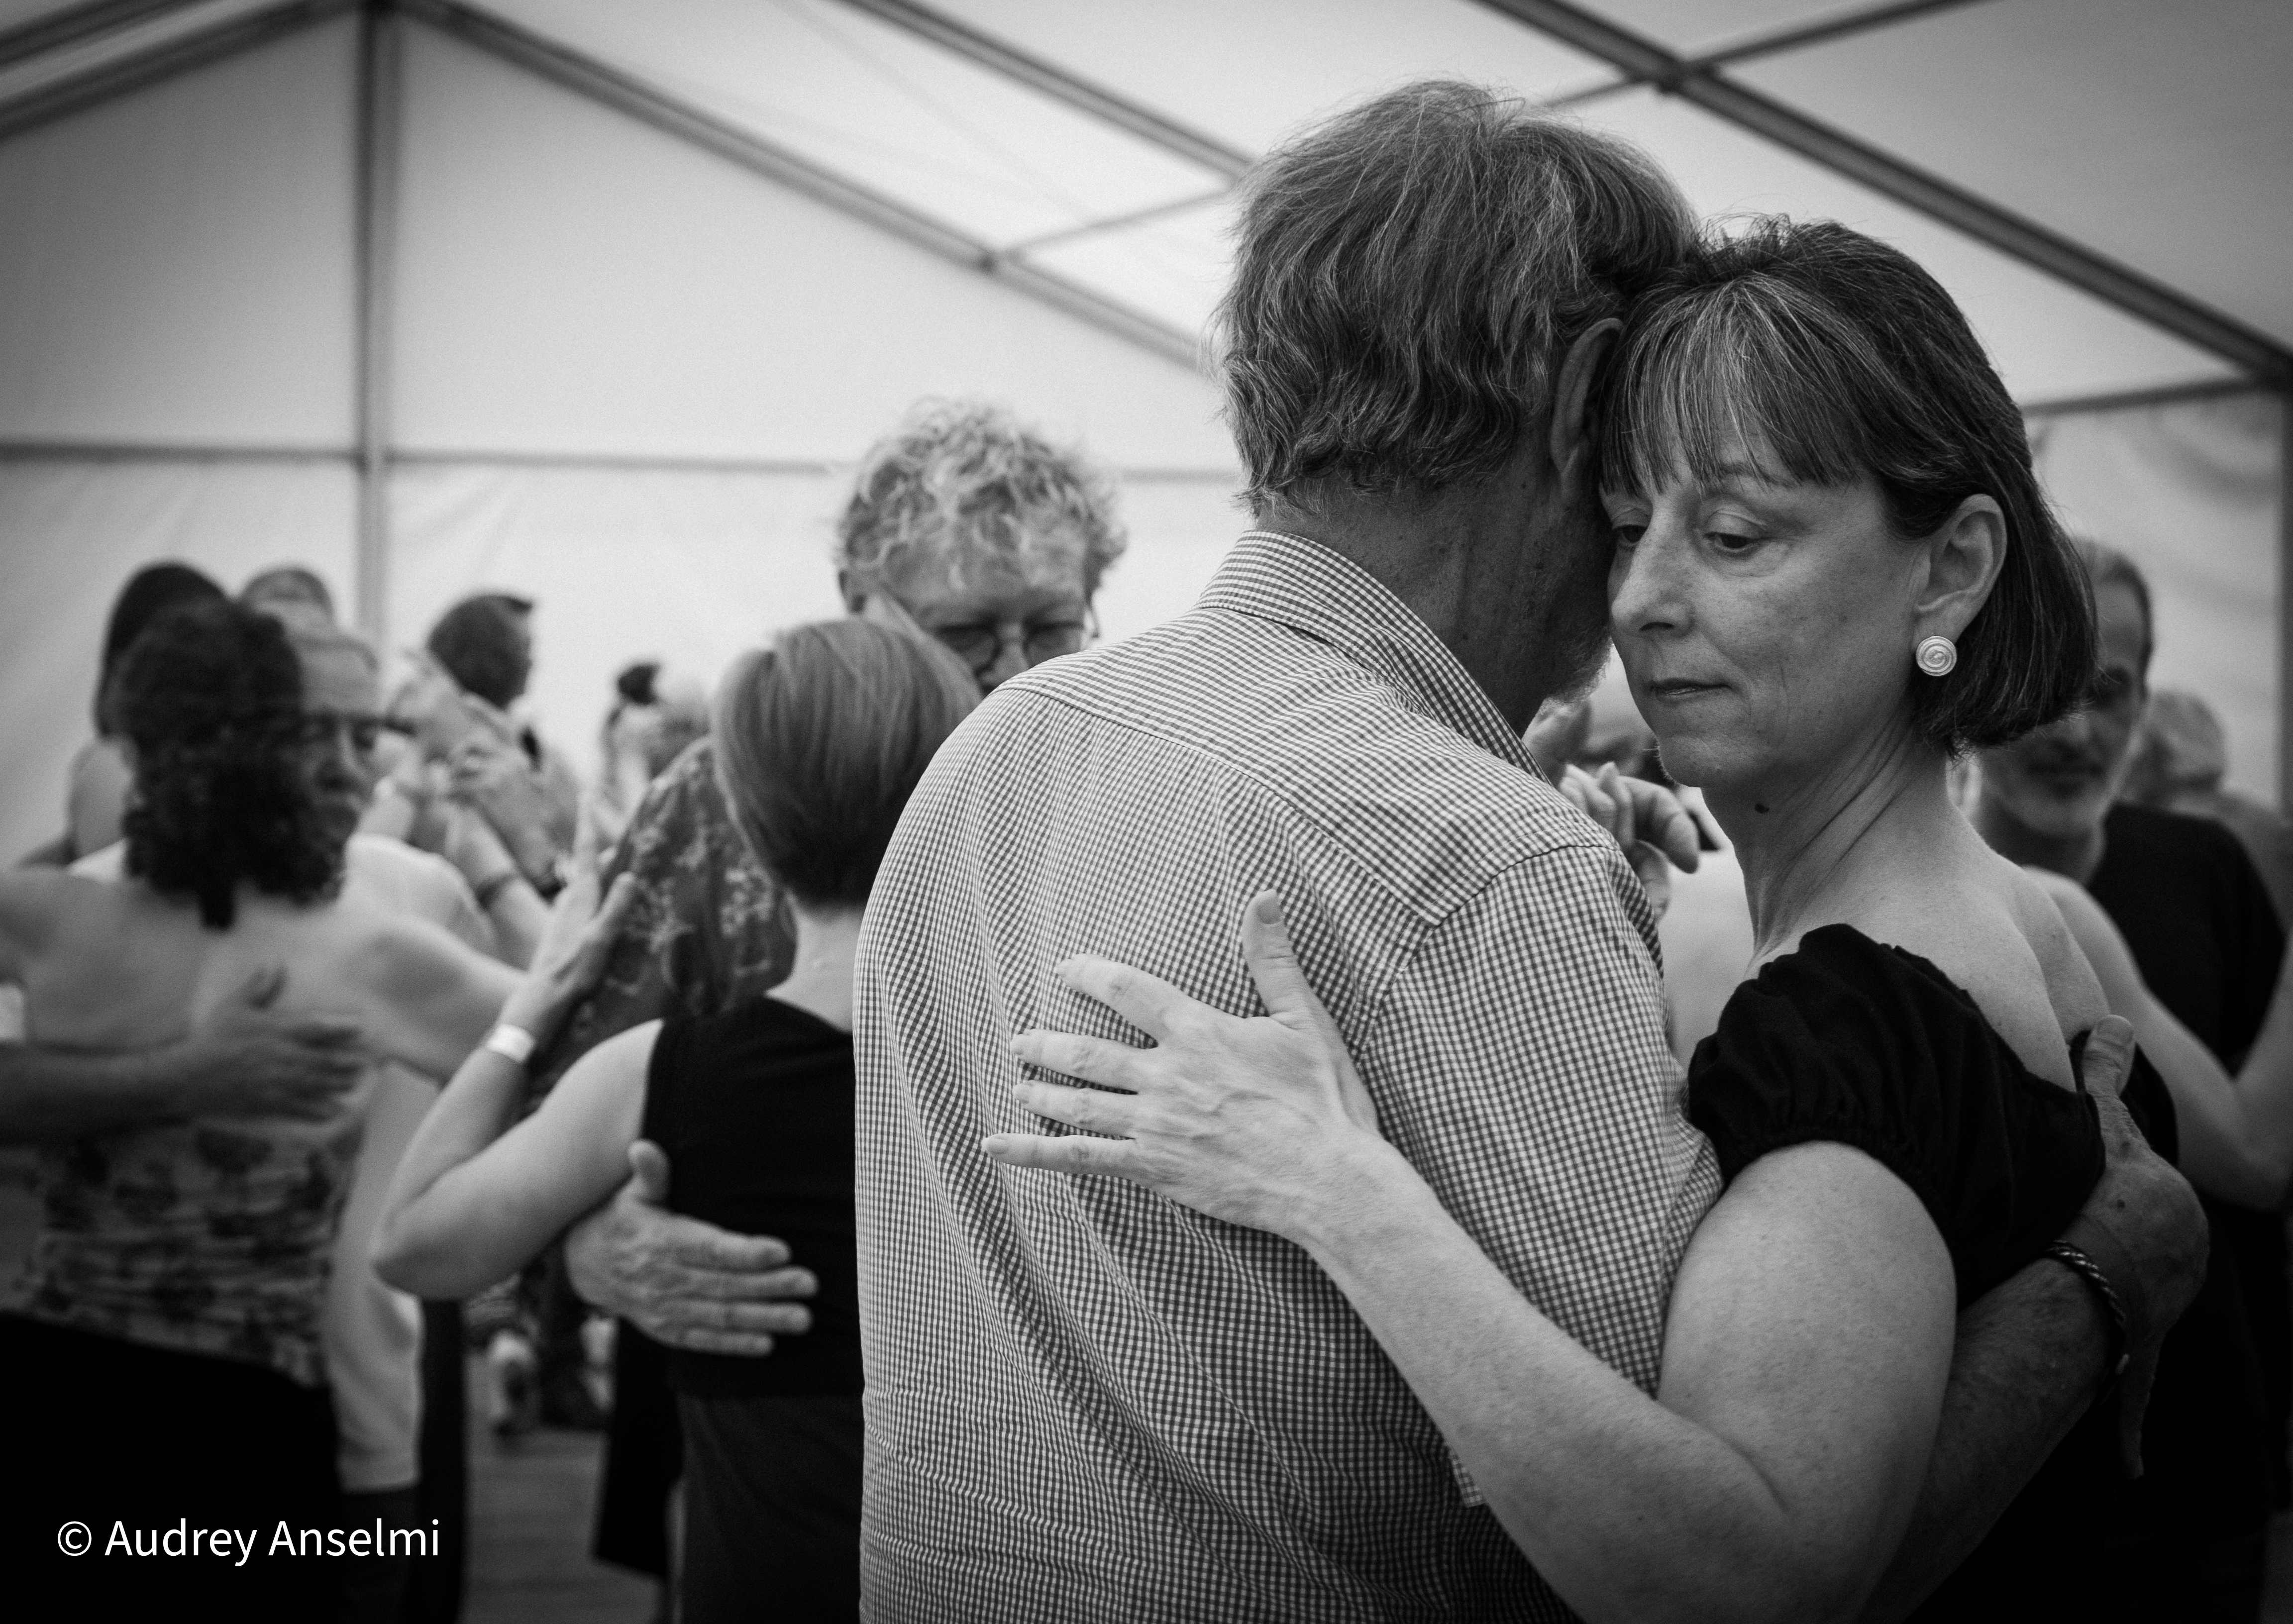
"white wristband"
483,1023,537,1067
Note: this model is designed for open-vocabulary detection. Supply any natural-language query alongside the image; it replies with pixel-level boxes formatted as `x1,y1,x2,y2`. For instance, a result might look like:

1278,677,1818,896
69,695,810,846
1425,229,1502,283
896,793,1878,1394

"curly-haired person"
0,600,622,1615
535,400,1129,1585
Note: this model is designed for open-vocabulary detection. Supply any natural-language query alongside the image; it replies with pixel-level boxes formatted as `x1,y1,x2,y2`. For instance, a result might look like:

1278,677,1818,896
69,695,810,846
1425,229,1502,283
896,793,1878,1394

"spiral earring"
1915,635,1958,677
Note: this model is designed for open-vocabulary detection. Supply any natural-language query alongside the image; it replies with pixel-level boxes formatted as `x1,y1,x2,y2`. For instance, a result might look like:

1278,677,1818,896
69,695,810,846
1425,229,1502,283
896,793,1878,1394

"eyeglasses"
924,616,1092,675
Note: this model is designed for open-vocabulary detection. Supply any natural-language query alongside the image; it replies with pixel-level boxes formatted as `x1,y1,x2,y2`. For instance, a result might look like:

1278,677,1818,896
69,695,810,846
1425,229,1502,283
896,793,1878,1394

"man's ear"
1550,318,1622,485
836,568,866,614
1913,494,2007,640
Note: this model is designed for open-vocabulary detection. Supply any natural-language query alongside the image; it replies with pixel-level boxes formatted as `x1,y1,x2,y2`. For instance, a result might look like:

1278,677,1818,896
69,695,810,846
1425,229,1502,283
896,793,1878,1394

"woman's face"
1604,451,1927,801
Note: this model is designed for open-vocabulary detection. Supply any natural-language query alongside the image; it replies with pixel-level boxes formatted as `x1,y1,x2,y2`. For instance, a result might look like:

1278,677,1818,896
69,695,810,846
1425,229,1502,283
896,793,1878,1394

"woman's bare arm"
2034,869,2293,1208
990,895,1953,1624
373,856,640,1296
376,1020,651,1299
346,913,520,1078
1288,1134,1952,1624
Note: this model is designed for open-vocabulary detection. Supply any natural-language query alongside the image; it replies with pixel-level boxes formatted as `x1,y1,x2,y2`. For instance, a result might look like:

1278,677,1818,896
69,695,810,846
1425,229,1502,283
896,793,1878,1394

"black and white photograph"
0,1,2287,1619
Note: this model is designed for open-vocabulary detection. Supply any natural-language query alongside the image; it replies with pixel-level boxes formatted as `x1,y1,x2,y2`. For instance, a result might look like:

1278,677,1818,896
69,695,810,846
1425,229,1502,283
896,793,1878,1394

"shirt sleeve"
1359,836,1717,1504
1361,836,1718,1398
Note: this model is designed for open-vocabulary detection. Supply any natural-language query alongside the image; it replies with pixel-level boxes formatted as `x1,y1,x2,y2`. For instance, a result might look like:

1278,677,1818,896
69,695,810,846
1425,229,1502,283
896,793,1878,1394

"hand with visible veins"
2056,1015,2207,1476
565,1141,818,1356
173,963,369,1120
989,891,1387,1240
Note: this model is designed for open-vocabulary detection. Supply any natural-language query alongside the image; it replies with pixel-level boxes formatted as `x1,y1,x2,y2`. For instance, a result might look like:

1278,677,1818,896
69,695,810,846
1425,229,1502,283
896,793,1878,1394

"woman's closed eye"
1703,527,1766,557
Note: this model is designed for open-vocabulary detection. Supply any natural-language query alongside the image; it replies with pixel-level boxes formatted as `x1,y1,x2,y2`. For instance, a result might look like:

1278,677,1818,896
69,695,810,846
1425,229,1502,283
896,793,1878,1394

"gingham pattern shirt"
855,531,1721,1622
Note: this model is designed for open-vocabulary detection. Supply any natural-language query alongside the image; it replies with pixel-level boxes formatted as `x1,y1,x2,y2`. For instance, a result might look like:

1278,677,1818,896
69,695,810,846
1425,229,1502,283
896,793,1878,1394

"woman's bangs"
1605,283,1876,499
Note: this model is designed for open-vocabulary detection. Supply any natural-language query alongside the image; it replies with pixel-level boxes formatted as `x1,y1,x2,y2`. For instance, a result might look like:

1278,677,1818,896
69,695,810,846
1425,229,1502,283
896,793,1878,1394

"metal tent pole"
0,0,349,144
1476,0,2293,390
352,0,401,644
2281,395,2292,814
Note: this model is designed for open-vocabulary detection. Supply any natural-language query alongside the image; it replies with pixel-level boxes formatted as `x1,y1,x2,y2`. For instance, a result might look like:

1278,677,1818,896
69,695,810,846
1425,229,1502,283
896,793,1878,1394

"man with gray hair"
855,84,2198,1620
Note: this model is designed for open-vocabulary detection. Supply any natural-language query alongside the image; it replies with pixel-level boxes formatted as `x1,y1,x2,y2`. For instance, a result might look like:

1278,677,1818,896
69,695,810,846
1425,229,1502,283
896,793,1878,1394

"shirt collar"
1197,530,1540,779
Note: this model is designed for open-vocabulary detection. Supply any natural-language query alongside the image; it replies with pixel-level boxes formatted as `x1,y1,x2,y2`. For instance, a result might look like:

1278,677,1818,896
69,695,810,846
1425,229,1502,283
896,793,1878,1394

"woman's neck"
766,904,864,1032
1707,722,1950,958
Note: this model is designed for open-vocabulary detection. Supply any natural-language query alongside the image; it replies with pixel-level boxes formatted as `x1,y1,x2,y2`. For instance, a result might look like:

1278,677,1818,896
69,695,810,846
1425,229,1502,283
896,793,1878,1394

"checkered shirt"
854,531,1721,1622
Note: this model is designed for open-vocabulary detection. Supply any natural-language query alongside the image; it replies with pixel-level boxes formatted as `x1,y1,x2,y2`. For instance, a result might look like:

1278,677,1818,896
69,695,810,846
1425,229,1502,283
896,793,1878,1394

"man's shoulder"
974,612,1597,906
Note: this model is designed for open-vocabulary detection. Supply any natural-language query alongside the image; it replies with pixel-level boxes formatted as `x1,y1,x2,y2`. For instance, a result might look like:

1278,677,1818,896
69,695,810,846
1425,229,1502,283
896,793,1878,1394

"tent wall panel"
0,19,357,445
383,461,1243,787
2031,391,2284,807
389,26,1236,471
0,458,357,864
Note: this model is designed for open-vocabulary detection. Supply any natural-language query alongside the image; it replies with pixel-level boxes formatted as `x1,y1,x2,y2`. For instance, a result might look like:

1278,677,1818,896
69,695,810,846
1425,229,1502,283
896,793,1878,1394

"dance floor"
464,1379,656,1624
456,1394,2293,1623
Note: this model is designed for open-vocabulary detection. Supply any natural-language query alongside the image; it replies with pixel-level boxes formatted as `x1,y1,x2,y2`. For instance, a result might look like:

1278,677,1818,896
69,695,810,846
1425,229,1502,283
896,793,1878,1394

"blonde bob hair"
712,619,979,911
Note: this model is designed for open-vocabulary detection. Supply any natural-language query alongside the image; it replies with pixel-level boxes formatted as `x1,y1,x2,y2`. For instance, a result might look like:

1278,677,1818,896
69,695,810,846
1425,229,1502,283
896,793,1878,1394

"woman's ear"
1914,494,2006,639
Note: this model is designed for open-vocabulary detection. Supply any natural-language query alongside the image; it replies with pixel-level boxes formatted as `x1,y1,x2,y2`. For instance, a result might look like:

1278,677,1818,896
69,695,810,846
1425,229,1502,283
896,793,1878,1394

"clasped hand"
984,892,1384,1241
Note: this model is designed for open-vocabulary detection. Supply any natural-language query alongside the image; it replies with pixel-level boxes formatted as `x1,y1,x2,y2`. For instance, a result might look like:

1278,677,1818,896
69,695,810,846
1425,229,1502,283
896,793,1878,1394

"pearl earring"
1915,635,1958,677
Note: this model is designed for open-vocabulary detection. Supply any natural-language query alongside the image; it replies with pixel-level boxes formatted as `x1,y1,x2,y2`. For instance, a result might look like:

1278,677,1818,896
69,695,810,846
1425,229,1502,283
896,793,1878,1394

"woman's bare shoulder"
0,866,142,953
1833,845,2093,1087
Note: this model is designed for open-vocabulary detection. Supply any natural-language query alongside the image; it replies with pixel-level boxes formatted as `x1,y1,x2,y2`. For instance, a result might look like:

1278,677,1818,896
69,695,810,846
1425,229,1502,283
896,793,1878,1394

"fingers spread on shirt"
1054,955,1194,1041
982,1131,1136,1179
1011,1077,1138,1137
1012,1029,1146,1092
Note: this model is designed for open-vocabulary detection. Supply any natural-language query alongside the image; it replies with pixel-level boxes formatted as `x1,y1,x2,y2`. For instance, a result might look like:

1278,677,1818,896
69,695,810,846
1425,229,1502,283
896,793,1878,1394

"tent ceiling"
0,0,2285,407
1734,0,2293,351
477,0,1226,250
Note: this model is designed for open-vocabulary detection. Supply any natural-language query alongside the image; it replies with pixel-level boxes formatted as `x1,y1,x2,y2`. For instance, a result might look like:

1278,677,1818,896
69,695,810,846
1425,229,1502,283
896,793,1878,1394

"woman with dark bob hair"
0,600,611,1613
378,617,979,1622
986,219,2161,1621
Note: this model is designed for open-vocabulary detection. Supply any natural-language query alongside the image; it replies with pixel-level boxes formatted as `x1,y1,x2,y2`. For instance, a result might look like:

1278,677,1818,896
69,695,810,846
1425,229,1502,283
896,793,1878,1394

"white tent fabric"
0,0,2284,867
2032,390,2285,803
391,25,1233,466
0,19,355,446
0,457,356,858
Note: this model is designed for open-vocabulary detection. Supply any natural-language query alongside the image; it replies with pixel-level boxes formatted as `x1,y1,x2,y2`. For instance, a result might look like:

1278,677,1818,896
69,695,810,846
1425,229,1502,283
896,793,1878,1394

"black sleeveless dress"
1686,923,2176,1618
640,995,862,1623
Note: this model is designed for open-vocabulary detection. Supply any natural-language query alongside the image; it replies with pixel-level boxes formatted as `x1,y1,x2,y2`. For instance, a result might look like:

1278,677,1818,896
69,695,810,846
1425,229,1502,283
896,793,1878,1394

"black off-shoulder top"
1687,922,2108,1307
1686,921,2179,1617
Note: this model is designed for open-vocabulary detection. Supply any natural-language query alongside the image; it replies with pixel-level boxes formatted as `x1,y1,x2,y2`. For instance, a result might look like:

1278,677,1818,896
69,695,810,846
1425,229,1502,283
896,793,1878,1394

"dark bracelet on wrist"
2044,1239,2130,1395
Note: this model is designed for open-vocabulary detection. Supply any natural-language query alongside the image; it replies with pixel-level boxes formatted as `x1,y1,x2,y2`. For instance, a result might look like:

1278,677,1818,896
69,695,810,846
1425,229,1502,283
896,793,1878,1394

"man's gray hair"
835,400,1127,600
1218,81,1694,512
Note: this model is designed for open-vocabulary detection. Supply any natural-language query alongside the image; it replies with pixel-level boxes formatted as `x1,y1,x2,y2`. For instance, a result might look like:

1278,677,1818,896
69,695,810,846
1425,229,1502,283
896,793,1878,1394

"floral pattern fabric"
529,738,795,1094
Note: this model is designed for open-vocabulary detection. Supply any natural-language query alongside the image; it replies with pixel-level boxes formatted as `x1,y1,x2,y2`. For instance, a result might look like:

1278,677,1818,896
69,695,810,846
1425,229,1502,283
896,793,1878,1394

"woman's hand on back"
500,802,637,1043
985,891,1389,1240
1559,763,1703,920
